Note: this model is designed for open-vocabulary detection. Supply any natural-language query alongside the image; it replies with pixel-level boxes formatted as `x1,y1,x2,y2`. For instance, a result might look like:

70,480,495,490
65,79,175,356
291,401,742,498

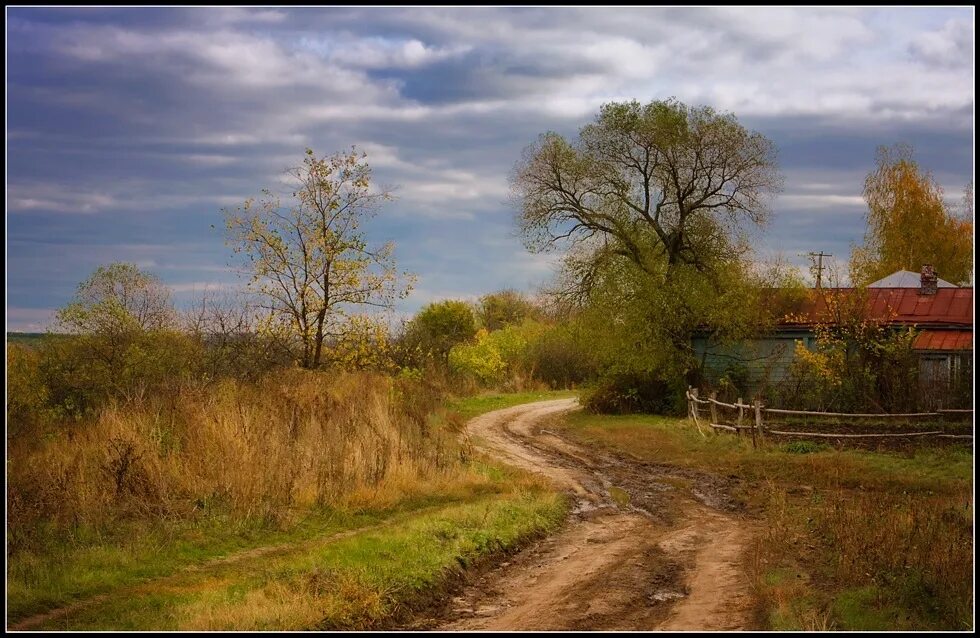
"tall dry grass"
7,369,469,552
749,480,973,630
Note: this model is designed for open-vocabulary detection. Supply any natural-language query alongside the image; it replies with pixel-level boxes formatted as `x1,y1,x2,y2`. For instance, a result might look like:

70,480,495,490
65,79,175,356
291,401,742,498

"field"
556,410,973,630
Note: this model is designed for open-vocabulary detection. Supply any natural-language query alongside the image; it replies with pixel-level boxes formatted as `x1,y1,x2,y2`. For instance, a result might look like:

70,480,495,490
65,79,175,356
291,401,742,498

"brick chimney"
920,264,938,295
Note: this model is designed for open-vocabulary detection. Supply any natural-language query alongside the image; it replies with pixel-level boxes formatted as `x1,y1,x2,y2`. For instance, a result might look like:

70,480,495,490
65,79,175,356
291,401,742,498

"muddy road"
425,398,758,631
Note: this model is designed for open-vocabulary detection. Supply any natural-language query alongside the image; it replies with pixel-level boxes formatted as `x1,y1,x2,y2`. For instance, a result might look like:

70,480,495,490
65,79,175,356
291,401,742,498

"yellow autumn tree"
225,148,413,369
850,144,973,286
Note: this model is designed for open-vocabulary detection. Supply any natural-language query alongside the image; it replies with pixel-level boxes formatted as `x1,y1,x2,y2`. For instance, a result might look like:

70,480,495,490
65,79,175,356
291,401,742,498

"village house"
693,265,974,404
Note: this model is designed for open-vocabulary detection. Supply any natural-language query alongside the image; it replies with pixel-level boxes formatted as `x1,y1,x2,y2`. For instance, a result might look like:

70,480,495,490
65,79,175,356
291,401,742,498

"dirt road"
428,398,758,631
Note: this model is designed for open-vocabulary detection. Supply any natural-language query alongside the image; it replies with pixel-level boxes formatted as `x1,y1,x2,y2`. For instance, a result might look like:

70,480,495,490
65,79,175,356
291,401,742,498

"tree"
850,144,973,286
512,98,782,275
50,263,195,412
225,148,413,369
476,289,541,331
184,290,293,381
401,300,476,366
512,99,784,413
57,262,177,336
55,262,179,376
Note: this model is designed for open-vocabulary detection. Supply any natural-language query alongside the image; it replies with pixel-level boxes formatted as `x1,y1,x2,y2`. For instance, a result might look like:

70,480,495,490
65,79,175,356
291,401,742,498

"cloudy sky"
6,7,975,331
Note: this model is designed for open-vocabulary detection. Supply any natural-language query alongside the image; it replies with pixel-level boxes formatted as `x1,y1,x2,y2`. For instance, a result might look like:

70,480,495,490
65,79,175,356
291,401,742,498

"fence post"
740,397,754,448
689,387,706,439
709,392,719,426
735,396,743,438
754,399,764,446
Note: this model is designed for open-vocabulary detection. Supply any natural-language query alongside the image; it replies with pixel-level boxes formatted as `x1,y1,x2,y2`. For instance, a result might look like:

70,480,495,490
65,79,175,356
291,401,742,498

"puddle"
650,591,687,602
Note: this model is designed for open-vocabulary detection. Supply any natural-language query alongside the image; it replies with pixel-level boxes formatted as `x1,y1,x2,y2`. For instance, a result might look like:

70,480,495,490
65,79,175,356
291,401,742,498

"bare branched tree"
224,148,414,369
512,98,783,275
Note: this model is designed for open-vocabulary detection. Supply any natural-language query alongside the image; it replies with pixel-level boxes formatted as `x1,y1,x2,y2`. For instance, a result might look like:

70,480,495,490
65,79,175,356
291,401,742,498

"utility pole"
807,251,832,288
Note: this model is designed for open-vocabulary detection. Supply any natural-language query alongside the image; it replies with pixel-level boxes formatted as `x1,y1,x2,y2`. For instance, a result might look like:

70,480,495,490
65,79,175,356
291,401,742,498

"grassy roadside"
446,389,577,421
7,393,572,631
557,411,973,631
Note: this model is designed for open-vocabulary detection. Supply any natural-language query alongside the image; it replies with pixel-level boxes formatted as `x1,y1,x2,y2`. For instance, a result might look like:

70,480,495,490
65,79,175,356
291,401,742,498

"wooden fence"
685,387,973,447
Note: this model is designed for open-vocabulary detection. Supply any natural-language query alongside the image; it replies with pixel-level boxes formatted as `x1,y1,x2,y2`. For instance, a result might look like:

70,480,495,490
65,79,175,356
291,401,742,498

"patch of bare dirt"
421,398,759,631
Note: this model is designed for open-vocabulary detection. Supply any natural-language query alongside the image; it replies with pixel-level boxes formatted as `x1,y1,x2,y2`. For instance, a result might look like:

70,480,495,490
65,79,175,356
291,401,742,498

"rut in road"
425,398,758,631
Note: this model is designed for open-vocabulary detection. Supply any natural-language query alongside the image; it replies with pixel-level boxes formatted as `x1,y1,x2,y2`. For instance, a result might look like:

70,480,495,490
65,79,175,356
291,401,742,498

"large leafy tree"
225,148,413,369
513,99,785,412
512,98,782,275
850,144,973,286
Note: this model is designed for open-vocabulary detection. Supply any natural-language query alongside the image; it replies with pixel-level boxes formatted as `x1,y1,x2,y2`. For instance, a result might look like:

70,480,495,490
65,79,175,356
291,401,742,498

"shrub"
528,323,594,388
6,343,50,439
38,330,203,419
581,372,686,415
448,320,549,390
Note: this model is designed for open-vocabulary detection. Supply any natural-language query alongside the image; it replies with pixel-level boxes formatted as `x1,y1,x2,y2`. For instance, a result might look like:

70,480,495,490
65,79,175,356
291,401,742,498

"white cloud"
6,7,974,320
301,36,472,69
909,18,975,68
7,185,118,213
777,194,866,211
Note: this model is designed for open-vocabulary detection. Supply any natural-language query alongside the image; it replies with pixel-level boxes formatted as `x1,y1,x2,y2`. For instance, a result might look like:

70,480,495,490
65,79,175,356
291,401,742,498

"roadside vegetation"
558,411,972,630
7,365,572,629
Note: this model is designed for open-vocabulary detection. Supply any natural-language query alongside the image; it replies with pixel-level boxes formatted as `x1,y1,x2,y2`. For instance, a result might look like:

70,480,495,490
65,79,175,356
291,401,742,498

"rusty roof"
780,287,973,328
913,330,974,351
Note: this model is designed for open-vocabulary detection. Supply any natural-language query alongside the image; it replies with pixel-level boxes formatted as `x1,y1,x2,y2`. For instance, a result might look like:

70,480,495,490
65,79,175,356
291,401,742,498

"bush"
528,324,594,388
581,372,686,415
38,330,203,419
449,321,548,390
6,343,50,439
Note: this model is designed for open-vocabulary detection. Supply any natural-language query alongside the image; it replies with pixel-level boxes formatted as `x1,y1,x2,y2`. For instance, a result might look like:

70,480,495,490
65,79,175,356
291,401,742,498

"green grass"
446,389,577,421
558,410,973,631
24,488,567,630
7,494,475,624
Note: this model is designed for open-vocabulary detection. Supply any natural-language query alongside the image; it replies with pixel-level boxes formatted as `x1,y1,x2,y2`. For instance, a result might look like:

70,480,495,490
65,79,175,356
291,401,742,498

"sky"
5,6,975,332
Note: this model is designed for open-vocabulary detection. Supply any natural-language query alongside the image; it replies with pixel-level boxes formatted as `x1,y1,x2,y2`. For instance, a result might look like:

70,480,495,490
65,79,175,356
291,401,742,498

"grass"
17,474,567,630
8,491,475,623
446,389,577,421
8,384,573,630
558,410,973,631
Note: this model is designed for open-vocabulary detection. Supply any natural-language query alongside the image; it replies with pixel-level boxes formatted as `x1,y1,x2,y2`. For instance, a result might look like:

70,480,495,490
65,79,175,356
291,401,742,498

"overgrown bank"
6,378,572,630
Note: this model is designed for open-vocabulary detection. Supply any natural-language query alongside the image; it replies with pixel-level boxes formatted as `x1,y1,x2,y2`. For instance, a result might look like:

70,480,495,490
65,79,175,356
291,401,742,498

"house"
692,265,973,398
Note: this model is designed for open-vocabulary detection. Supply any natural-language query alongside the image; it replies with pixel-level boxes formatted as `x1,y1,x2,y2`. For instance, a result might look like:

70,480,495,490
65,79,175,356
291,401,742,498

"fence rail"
685,387,972,447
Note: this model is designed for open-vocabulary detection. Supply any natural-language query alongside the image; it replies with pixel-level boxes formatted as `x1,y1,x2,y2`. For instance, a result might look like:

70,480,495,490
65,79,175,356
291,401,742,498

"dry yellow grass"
7,369,468,549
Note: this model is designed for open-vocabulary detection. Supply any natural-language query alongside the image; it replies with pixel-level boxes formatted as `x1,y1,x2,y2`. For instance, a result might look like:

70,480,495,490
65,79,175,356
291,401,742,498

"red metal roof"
781,287,973,328
913,330,974,351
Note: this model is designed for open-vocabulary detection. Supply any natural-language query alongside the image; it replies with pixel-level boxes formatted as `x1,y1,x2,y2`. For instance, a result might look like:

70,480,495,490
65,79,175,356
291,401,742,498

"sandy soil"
427,398,758,631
